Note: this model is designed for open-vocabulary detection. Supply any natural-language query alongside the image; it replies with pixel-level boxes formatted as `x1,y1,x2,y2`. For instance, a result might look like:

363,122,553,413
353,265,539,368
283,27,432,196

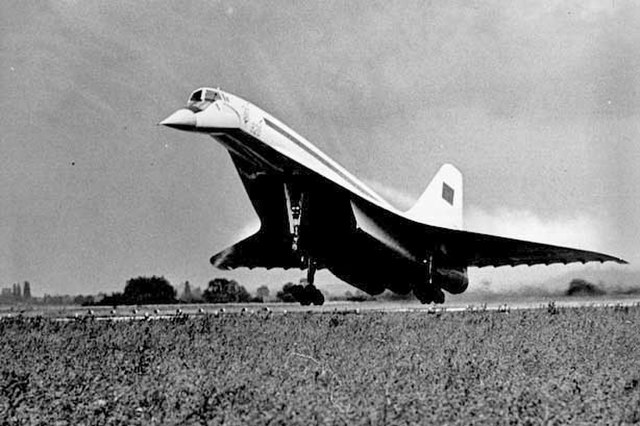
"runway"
1,295,638,321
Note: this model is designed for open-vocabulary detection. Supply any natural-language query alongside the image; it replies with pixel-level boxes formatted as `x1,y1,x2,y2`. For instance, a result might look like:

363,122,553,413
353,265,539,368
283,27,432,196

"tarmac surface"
1,295,639,321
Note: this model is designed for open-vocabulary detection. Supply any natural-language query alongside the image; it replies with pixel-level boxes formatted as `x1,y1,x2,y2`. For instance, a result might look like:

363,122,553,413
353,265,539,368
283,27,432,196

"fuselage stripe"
263,118,381,202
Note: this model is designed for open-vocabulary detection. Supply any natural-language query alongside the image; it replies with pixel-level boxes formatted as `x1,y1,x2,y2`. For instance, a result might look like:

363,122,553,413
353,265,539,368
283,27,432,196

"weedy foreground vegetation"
1,306,639,425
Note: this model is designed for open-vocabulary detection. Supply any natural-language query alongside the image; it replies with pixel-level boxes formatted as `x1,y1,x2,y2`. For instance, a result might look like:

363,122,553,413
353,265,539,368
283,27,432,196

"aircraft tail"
404,163,463,229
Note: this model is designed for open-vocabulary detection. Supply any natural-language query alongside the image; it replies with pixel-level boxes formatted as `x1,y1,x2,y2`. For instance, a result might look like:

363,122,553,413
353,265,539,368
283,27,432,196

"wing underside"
352,198,626,268
211,231,302,270
209,150,302,270
438,227,624,267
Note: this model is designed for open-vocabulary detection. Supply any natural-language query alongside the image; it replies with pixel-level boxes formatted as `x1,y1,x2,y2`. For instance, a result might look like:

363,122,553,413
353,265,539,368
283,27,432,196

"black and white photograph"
2,0,639,424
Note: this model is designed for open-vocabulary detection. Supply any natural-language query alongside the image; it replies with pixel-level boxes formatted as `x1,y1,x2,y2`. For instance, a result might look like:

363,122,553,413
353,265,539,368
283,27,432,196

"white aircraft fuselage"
161,87,625,305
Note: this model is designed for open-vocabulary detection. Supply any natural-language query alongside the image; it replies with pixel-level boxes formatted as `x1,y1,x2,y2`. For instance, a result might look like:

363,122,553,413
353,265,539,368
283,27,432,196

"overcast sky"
2,0,638,296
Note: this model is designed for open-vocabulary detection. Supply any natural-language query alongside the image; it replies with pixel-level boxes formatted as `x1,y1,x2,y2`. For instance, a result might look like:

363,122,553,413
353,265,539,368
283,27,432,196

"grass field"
2,306,639,425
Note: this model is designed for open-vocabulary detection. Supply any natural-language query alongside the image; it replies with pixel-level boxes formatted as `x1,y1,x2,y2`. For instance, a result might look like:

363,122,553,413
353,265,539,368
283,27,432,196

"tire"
299,288,312,306
311,288,325,306
433,288,445,304
414,285,445,305
413,287,432,304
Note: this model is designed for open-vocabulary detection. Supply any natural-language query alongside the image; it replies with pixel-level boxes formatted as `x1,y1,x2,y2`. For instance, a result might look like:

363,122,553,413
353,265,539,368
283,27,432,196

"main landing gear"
414,285,445,304
413,255,445,304
284,183,325,306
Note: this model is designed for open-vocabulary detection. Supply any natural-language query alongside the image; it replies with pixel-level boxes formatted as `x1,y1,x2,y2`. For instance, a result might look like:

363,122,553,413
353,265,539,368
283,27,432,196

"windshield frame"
186,88,223,111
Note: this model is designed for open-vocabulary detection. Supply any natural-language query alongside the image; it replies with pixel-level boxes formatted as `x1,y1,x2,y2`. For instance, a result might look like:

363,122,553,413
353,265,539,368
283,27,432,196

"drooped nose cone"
160,104,241,133
194,103,241,130
159,109,196,131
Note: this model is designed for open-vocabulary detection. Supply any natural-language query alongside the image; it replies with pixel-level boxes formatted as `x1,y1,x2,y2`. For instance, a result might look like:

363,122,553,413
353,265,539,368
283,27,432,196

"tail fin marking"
404,163,463,230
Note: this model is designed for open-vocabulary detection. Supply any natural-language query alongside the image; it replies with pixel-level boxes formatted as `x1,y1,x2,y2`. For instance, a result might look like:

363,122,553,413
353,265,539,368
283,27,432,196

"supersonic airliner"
160,87,625,305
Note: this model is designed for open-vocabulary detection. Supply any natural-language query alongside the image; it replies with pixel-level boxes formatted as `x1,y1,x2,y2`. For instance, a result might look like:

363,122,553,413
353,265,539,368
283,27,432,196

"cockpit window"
189,90,203,102
187,88,224,111
203,89,218,102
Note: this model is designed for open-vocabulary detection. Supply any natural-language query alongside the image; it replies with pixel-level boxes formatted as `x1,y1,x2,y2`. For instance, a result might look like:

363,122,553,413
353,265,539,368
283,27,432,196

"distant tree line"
7,274,640,307
71,275,640,307
0,281,31,304
3,275,410,307
92,276,177,306
88,277,271,307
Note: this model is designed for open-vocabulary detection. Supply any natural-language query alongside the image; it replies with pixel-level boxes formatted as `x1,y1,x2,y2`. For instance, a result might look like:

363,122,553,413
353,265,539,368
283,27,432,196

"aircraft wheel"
414,287,432,304
311,288,325,306
296,286,324,306
433,287,445,304
414,285,445,305
298,287,313,306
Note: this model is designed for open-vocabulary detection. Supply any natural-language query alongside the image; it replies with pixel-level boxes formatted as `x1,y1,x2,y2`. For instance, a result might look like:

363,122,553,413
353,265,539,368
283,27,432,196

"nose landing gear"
299,258,324,306
286,259,325,306
297,284,325,306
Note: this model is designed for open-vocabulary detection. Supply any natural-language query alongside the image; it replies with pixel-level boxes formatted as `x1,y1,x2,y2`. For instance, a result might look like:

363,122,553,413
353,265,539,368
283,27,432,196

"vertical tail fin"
404,163,463,229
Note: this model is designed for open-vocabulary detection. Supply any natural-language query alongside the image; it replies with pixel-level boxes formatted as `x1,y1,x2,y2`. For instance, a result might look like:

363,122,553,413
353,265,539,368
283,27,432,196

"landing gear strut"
307,257,317,286
284,183,303,252
284,183,324,306
300,257,324,306
414,254,445,304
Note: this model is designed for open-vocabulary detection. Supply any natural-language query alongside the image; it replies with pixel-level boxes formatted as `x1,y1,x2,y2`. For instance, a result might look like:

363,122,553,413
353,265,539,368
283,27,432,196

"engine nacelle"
435,266,469,294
